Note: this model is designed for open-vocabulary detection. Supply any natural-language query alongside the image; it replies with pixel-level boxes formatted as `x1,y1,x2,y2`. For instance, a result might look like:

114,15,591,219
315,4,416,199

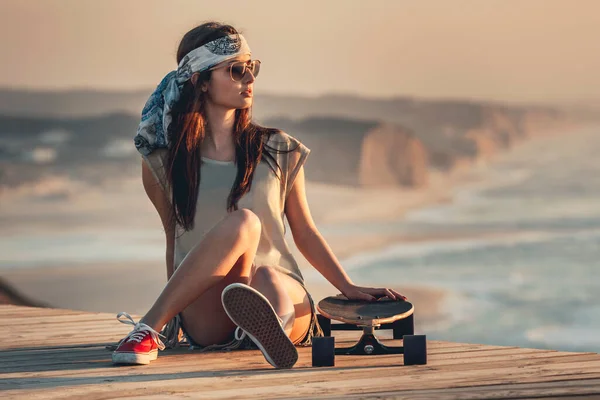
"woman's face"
198,54,255,110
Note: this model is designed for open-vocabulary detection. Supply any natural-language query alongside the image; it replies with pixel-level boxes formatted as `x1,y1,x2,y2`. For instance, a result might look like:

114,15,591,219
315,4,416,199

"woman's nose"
244,70,255,84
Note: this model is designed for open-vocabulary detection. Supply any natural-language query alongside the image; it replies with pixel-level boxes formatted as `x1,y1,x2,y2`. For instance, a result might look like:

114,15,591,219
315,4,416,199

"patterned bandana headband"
134,34,252,156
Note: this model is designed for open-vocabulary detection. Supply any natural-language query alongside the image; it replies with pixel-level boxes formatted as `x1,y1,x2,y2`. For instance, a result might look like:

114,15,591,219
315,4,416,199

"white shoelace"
234,326,247,341
116,312,166,351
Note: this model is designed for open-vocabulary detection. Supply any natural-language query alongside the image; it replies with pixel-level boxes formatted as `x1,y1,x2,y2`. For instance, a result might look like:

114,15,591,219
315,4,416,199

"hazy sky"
1,0,599,103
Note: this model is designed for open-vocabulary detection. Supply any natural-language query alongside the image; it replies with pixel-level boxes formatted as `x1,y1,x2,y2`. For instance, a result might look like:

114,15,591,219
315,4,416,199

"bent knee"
251,265,280,283
228,208,261,239
251,265,279,283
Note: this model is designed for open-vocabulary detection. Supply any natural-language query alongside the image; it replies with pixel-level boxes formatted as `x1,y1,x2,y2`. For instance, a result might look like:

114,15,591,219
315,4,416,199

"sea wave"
320,227,600,275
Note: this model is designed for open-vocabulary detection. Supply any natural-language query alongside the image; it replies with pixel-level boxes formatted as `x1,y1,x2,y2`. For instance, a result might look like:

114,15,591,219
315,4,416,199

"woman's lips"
241,89,253,97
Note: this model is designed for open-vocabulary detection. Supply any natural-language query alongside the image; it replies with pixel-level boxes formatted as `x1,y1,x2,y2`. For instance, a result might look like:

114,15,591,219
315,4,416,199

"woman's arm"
142,160,175,280
284,166,406,301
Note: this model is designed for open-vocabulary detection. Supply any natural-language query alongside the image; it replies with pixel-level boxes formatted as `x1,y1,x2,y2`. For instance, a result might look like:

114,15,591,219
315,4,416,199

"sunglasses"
210,59,261,82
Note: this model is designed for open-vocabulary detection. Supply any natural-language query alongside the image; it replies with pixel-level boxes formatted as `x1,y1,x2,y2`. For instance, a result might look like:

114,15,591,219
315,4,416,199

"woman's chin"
237,98,253,109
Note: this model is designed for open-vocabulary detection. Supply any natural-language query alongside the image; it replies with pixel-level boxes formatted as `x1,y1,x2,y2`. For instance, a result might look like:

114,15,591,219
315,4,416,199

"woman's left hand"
341,284,408,302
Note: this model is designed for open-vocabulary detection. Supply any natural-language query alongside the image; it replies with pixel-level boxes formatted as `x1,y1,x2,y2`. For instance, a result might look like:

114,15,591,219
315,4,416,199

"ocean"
2,123,599,353
308,125,600,353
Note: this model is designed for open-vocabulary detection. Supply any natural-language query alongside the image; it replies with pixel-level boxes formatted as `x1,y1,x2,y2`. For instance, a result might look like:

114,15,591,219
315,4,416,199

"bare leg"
181,263,314,347
249,266,296,335
250,266,313,344
140,209,261,333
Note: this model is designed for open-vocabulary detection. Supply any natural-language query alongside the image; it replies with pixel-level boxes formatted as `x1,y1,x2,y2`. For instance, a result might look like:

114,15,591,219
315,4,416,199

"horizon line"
0,85,595,108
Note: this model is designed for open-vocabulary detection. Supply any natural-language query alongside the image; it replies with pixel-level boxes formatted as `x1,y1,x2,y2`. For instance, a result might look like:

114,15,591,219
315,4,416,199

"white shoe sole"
221,283,298,369
112,349,157,365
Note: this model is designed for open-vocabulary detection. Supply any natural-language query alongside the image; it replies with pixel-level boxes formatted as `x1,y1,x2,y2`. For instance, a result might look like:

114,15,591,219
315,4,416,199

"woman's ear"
191,73,199,87
191,73,209,94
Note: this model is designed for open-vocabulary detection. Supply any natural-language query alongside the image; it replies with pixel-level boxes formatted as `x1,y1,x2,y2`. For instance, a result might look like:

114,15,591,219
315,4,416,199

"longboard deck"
317,295,414,326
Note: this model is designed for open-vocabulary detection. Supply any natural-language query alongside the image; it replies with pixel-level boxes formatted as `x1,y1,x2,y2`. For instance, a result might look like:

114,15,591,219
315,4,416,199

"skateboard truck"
317,314,414,356
313,309,427,366
335,324,404,355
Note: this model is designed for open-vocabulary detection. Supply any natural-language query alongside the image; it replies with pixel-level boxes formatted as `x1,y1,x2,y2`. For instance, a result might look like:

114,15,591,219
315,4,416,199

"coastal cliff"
0,90,595,192
264,103,577,188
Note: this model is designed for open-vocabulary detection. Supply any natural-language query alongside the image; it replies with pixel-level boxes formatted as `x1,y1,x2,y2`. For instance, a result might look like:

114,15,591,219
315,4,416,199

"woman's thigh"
268,268,313,344
173,210,260,345
179,255,252,347
180,264,313,347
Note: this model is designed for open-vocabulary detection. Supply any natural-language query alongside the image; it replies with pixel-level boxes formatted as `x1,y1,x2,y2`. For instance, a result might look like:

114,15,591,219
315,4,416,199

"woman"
113,21,406,369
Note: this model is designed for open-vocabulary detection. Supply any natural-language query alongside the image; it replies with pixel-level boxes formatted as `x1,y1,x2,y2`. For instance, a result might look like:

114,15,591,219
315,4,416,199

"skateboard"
312,295,427,366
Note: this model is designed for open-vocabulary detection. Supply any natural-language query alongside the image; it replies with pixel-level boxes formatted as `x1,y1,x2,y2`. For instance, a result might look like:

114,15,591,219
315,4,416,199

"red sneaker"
112,312,165,365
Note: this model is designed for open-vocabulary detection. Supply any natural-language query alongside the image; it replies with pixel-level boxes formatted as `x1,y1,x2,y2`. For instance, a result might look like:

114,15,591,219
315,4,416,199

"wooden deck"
2,305,600,399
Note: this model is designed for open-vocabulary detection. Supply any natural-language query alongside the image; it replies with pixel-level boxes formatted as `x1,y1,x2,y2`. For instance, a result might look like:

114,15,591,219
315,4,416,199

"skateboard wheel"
393,313,414,339
403,334,427,365
312,336,335,367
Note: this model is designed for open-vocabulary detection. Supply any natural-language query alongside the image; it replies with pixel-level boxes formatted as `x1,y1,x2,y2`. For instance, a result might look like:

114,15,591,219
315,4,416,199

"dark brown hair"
165,22,292,232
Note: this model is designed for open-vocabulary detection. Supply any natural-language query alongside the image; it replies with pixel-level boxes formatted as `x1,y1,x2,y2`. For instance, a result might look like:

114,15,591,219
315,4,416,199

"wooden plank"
0,306,89,317
2,339,595,372
317,379,600,399
4,348,598,379
8,323,140,336
3,305,600,399
4,346,600,385
1,322,592,370
3,336,127,349
4,367,600,400
0,348,543,374
1,343,116,353
427,343,519,354
0,311,138,322
3,370,600,400
2,315,126,326
8,324,137,336
2,335,369,350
